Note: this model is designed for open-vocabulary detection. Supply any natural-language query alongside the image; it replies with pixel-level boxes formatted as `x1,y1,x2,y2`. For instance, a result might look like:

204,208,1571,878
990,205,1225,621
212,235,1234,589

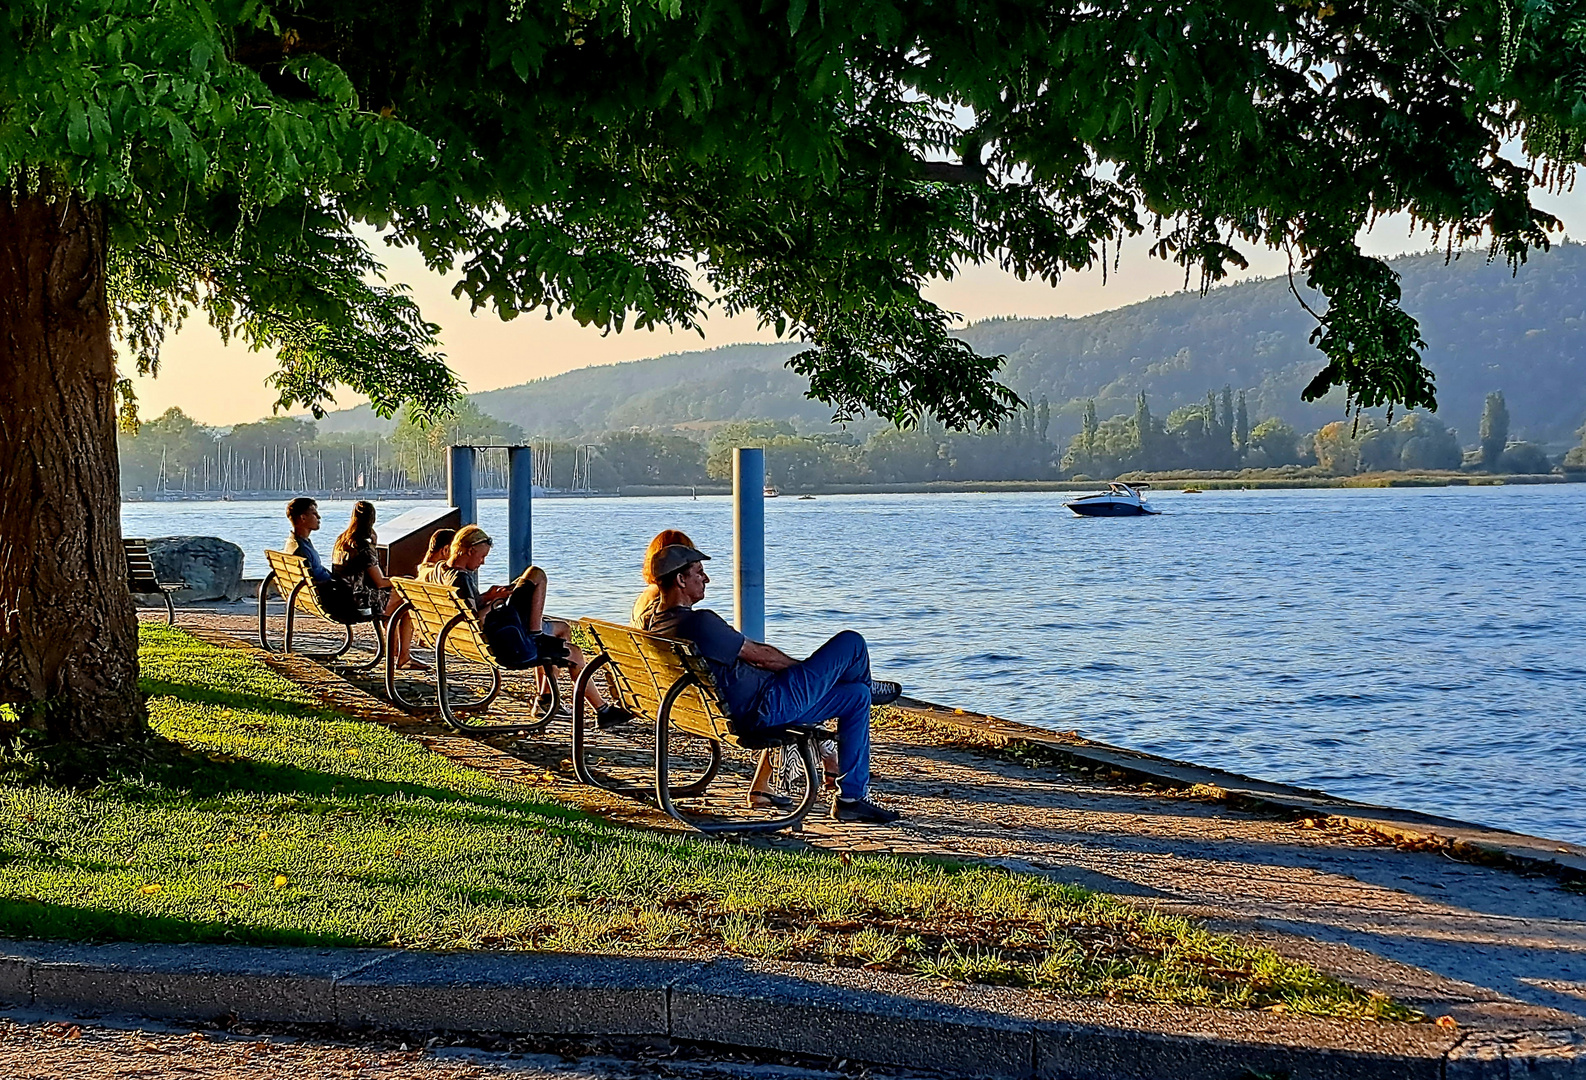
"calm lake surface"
124,486,1586,844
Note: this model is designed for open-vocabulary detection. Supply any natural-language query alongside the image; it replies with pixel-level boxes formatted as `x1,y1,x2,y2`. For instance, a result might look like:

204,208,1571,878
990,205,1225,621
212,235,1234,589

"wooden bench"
383,577,565,734
123,539,184,625
257,549,384,669
572,619,825,833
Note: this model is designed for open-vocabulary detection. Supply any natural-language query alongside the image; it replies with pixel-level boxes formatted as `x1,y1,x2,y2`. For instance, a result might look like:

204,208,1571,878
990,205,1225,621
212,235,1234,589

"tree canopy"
9,0,1586,429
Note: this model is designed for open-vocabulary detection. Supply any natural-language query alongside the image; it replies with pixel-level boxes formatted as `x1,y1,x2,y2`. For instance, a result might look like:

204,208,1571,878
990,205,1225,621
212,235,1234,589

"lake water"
124,486,1586,844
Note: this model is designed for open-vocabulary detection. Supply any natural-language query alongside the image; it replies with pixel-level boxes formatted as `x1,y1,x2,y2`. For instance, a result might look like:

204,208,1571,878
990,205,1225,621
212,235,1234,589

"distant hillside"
316,244,1586,445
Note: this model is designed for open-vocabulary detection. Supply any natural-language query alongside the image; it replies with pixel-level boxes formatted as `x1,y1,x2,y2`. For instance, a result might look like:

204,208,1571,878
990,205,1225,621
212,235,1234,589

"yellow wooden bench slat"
264,549,338,623
381,575,566,738
390,577,500,668
581,618,737,744
123,539,180,590
571,616,823,835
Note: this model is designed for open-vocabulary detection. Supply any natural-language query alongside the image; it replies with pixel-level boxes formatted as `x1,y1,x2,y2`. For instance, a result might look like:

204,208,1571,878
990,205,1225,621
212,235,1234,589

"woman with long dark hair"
332,501,421,669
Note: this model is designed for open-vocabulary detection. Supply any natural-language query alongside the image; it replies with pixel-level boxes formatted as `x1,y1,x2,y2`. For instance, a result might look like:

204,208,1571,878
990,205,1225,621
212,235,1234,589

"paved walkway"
152,605,1586,1037
0,1010,888,1080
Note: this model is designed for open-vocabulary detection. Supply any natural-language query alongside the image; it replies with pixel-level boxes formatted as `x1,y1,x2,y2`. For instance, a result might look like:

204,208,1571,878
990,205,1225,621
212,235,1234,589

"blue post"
733,447,765,640
508,445,534,580
447,445,477,527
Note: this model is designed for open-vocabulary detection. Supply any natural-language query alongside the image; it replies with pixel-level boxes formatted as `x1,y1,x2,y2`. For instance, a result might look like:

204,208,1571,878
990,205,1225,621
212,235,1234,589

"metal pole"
508,445,534,580
733,446,765,640
447,445,477,527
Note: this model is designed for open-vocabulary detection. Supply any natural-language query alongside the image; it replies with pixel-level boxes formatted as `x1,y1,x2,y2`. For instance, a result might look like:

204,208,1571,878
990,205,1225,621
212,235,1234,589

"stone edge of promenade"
11,938,1580,1079
895,697,1586,884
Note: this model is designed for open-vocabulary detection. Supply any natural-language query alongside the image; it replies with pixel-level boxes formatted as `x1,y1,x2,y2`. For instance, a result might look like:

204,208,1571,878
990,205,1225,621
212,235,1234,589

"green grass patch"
0,624,1415,1020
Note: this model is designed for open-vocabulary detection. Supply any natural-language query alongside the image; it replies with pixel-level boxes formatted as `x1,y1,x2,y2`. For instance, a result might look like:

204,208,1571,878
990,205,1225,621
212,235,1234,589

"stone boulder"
143,536,246,602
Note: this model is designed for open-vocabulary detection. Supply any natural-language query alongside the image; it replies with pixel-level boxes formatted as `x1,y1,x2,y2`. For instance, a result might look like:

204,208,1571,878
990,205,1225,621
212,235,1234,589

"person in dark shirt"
331,500,422,670
434,525,633,729
640,543,903,825
283,497,331,582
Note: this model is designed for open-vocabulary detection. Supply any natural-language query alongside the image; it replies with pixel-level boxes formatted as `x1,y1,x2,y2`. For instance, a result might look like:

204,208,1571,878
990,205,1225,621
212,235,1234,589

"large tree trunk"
0,184,148,742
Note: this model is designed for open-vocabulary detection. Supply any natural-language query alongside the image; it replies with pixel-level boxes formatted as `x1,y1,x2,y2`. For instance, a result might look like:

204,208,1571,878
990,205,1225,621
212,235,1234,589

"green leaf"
66,101,89,156
788,0,808,35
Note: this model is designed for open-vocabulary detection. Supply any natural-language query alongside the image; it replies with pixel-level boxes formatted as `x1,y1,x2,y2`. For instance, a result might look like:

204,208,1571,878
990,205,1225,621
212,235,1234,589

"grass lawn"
0,624,1414,1020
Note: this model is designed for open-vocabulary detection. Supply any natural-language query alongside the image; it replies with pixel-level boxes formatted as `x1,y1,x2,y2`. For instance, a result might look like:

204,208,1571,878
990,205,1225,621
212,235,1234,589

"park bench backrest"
122,539,166,591
581,619,735,744
263,549,338,624
390,577,499,667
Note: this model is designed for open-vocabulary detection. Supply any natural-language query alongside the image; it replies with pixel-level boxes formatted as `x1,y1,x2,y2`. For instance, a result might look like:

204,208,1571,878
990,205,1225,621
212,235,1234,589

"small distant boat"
798,494,815,500
1065,482,1160,517
763,485,780,498
1181,486,1203,494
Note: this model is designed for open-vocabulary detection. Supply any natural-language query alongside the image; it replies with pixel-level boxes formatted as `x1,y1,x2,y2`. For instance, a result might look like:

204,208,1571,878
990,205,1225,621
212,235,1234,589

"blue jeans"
748,630,873,801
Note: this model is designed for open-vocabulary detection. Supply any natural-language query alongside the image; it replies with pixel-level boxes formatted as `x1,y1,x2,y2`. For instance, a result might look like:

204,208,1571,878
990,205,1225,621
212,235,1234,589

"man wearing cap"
431,525,634,729
640,543,903,825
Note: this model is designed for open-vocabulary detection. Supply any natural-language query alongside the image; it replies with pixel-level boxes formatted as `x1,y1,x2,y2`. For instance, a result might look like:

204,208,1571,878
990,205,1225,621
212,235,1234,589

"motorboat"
1064,482,1160,517
763,485,780,498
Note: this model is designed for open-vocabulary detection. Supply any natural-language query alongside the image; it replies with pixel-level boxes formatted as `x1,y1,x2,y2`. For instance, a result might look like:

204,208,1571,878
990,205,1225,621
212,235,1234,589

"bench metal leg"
572,658,721,798
570,654,605,786
257,572,280,652
279,581,358,663
162,590,176,626
343,614,386,671
384,600,428,709
432,614,574,736
654,678,814,834
572,654,647,792
283,583,303,653
656,723,813,834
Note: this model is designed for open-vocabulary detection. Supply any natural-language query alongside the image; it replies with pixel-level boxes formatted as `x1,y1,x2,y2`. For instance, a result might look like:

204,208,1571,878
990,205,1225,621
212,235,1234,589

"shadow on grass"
139,677,330,720
1,731,589,831
0,895,360,949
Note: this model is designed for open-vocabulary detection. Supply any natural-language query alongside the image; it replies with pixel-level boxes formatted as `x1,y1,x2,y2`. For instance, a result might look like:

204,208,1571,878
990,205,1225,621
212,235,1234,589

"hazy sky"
126,187,1586,426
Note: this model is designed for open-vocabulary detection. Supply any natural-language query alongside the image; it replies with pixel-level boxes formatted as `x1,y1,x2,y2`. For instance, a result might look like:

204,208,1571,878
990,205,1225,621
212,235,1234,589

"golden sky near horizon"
126,188,1586,426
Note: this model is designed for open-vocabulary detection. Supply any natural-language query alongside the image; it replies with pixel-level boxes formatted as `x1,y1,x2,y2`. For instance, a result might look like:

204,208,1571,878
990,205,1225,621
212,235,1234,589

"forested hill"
317,243,1586,445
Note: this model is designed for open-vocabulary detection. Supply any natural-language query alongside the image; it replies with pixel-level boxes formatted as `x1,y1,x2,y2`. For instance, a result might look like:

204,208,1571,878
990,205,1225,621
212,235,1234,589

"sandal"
747,790,794,811
396,657,430,671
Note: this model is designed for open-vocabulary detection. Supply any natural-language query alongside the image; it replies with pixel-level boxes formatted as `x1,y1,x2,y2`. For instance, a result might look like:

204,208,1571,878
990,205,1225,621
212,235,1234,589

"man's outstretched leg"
756,651,897,825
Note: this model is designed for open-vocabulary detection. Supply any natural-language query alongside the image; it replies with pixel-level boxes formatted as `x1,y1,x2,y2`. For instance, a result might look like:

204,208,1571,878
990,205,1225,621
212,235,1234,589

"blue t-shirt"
645,605,773,720
285,535,331,582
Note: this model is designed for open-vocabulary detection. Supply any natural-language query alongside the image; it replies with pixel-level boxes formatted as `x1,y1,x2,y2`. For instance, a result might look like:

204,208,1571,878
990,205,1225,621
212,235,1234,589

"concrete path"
0,1008,908,1080
135,609,1586,1054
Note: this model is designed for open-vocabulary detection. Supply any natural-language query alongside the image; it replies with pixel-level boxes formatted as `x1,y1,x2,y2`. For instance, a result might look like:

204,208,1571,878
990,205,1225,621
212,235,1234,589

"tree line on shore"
121,390,1582,497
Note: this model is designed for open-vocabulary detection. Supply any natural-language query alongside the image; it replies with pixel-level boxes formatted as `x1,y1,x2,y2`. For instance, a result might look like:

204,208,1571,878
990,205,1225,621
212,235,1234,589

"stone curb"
3,939,1577,1079
896,697,1586,884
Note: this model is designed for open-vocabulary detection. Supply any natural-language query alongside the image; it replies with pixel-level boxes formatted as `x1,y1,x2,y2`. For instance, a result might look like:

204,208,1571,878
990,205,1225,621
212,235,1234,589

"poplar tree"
5,0,1586,743
1480,391,1511,470
1081,400,1101,464
1134,392,1154,463
1235,392,1251,458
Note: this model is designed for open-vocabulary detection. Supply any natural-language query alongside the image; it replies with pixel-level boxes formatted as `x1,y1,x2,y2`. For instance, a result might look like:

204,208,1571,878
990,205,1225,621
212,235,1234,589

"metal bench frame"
384,577,563,735
257,549,384,670
123,539,184,625
572,619,823,834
